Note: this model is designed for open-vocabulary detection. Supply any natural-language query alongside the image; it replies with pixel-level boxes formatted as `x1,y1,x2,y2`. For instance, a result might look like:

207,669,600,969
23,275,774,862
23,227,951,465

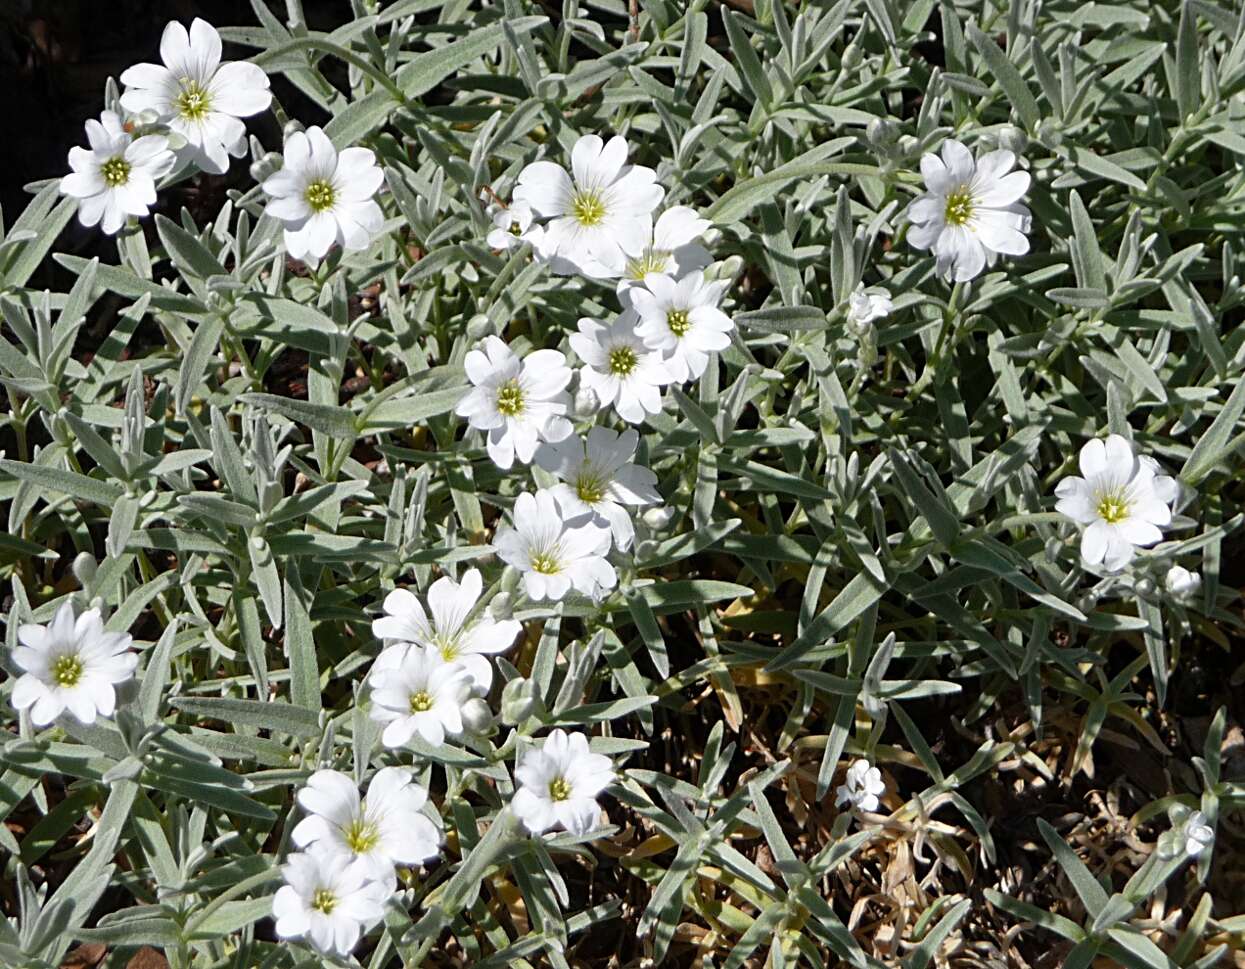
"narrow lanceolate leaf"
967,24,1041,130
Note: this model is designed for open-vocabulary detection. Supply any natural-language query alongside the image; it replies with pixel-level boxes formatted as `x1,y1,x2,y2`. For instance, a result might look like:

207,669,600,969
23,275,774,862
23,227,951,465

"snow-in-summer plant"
5,3,1245,968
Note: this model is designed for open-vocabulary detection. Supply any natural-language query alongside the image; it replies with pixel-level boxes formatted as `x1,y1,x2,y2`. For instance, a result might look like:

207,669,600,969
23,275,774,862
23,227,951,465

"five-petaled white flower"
512,729,614,836
514,133,663,277
1180,810,1215,858
632,272,734,383
368,643,474,748
59,111,175,236
846,284,893,332
486,201,541,252
293,768,441,883
273,849,388,956
11,601,138,727
455,336,573,470
835,759,886,813
618,205,713,287
262,125,384,262
907,139,1031,282
371,568,522,692
569,311,672,424
535,428,662,552
119,18,271,174
1165,564,1202,600
1054,434,1176,573
494,490,617,602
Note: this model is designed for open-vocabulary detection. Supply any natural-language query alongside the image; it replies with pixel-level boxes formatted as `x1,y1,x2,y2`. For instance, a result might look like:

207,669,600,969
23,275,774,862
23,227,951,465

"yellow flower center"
310,888,337,914
100,157,131,187
495,379,525,417
667,309,691,337
548,777,572,802
175,79,211,121
530,552,560,575
509,220,523,236
409,691,434,713
625,250,670,280
608,346,638,376
344,817,380,854
575,473,605,504
943,188,975,226
52,654,84,687
1096,494,1131,524
571,189,607,227
304,179,337,213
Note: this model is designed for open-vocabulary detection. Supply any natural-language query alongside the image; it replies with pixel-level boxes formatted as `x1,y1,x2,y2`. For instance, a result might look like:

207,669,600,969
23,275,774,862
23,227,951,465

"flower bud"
866,117,899,147
573,385,600,420
488,592,514,621
995,124,1028,155
466,314,492,340
642,505,676,530
461,698,494,735
248,150,284,184
500,677,540,724
72,551,98,589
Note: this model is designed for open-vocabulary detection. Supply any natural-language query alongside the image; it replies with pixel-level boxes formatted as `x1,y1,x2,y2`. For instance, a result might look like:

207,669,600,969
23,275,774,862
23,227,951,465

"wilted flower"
273,850,388,956
494,490,616,601
455,336,573,470
262,125,384,262
371,569,522,692
569,311,672,425
293,768,441,883
535,427,662,551
368,643,474,747
119,18,271,174
59,111,175,235
11,601,138,726
1054,434,1176,572
632,272,734,383
907,139,1031,282
486,201,541,252
512,729,614,836
846,284,893,332
514,133,663,276
1165,564,1202,600
835,759,885,813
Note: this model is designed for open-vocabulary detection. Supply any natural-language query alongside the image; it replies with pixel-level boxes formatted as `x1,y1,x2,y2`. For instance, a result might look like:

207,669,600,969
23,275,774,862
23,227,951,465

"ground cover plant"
2,0,1245,966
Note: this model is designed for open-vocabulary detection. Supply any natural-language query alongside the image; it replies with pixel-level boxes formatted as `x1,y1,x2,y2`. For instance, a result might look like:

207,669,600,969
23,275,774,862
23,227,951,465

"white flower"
632,272,734,383
617,205,713,288
293,768,441,883
846,284,893,331
486,201,542,252
535,428,662,552
455,336,573,470
835,759,885,813
1165,565,1202,600
494,490,616,602
262,126,384,262
569,311,672,424
514,133,663,276
10,601,138,727
368,643,474,748
512,729,614,836
1054,434,1176,573
371,568,523,692
1181,810,1215,858
119,18,271,174
907,139,1031,282
272,850,388,956
59,111,175,235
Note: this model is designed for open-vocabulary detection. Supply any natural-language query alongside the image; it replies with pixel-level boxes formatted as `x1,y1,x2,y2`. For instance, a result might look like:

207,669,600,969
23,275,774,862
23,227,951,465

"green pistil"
175,79,211,121
943,188,974,226
608,346,638,376
625,250,669,280
409,691,434,713
548,777,572,801
100,157,131,187
571,190,606,227
575,474,604,504
667,309,691,337
310,888,337,914
52,654,84,688
344,817,380,854
304,179,337,213
495,379,525,417
530,552,560,575
1096,494,1130,524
